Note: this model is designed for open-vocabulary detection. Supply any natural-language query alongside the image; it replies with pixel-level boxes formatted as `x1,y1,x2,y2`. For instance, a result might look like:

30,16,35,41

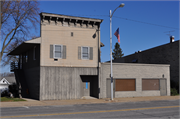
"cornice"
40,12,103,29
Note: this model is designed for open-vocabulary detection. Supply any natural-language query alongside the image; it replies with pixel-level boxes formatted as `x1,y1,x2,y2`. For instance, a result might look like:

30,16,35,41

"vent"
170,36,174,43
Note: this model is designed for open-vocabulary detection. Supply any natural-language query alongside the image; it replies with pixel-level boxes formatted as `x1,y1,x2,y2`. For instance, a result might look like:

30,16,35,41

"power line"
65,14,108,17
113,16,179,30
164,30,175,36
41,29,100,32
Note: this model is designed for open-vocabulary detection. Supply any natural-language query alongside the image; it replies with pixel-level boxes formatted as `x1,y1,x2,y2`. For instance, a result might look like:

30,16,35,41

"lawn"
1,97,26,102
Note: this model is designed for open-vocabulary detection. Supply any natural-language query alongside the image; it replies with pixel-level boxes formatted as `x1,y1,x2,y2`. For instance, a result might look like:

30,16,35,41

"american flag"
114,28,120,43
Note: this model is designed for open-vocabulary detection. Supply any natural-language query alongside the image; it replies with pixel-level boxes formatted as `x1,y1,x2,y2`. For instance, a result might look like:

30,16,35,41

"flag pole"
110,10,113,100
109,3,125,100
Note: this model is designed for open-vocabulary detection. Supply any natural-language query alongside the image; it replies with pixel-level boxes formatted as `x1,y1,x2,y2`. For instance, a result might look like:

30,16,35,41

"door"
160,78,167,96
81,75,99,98
83,81,90,96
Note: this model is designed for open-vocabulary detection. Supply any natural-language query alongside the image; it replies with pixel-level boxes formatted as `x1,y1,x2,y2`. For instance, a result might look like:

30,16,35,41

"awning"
8,37,41,55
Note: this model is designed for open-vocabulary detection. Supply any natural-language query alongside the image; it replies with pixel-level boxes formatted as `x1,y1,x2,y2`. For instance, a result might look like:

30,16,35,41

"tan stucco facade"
40,13,102,67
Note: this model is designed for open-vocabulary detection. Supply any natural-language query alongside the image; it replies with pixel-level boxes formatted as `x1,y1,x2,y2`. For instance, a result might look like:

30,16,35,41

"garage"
101,63,170,98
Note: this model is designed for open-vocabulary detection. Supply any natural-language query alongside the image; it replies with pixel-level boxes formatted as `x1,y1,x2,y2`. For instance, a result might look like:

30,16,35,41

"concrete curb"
0,96,179,108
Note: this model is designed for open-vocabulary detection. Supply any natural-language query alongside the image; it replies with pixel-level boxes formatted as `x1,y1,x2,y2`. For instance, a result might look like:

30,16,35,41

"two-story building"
8,13,171,100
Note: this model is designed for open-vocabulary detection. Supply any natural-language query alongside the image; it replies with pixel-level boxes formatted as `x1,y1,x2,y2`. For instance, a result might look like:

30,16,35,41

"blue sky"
1,0,179,73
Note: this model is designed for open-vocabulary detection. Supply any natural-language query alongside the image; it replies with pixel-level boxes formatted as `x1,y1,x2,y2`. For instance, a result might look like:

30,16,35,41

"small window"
33,46,36,60
71,32,73,37
82,47,89,59
54,45,62,59
86,82,88,89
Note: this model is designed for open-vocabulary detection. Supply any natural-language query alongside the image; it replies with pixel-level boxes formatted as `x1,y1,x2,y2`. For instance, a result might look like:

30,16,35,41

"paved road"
1,99,179,118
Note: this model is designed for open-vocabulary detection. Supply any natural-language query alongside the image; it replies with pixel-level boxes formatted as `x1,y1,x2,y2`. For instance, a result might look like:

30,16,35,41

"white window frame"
54,44,63,59
81,46,89,60
33,46,36,60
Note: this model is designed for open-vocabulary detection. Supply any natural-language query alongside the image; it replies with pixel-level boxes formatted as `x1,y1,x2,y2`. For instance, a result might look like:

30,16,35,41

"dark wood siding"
142,79,160,90
115,79,135,91
22,44,40,69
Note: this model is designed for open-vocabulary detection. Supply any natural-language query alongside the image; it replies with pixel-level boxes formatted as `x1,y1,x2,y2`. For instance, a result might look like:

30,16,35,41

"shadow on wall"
80,75,99,98
170,80,179,95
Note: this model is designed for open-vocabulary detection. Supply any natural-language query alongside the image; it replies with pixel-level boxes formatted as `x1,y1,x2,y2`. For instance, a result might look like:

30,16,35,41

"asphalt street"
1,99,179,118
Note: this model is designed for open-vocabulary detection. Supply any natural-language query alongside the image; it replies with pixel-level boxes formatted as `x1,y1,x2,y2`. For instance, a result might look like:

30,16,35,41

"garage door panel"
115,79,135,91
142,79,159,90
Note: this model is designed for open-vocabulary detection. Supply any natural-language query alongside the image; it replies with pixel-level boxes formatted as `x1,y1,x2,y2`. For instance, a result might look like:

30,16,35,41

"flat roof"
101,62,170,67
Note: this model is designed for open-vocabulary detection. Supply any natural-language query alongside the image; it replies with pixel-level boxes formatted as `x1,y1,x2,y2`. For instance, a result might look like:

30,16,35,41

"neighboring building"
0,77,16,93
100,63,170,98
8,12,170,100
113,36,179,83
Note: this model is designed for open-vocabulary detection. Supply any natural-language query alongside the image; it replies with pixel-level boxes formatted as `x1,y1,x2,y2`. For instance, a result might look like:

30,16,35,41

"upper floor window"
78,46,93,60
54,45,62,59
82,47,89,59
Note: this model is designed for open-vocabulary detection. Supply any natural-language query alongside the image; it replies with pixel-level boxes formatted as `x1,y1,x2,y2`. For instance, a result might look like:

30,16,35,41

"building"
113,36,179,84
0,77,16,94
8,13,170,100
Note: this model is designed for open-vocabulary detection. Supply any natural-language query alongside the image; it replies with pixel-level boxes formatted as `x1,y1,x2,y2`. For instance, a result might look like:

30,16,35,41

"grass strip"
1,97,26,102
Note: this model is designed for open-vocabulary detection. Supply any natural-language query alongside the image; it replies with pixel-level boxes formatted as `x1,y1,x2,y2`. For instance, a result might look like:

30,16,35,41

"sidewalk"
1,96,179,108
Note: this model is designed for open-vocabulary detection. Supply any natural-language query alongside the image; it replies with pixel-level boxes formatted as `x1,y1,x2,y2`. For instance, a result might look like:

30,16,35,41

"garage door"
142,79,159,90
115,79,136,91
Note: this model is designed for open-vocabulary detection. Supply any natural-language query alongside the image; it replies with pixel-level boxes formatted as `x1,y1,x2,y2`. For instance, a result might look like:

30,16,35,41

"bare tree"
1,0,40,64
1,40,20,66
0,72,15,77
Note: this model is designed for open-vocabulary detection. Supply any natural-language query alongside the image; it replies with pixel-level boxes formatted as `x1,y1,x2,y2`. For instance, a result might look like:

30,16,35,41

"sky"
1,0,179,73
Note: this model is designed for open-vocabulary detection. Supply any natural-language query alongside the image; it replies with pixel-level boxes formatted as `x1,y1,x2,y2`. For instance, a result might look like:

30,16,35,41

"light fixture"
119,3,125,8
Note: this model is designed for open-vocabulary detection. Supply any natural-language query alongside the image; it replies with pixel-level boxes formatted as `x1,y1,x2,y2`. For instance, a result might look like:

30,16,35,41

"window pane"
55,52,61,58
83,53,88,59
83,53,88,57
82,47,89,59
55,45,61,51
82,47,88,53
83,56,88,59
